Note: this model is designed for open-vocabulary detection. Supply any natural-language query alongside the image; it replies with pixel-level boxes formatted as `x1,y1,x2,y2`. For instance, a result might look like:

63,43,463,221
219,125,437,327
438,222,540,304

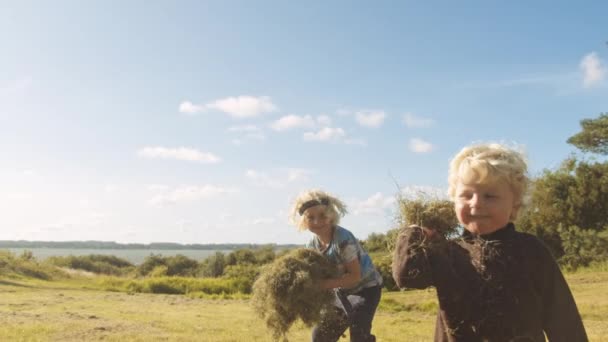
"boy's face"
454,178,517,235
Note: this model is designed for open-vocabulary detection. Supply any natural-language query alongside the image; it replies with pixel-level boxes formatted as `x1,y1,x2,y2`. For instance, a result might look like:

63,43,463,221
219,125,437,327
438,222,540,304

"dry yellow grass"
1,271,607,341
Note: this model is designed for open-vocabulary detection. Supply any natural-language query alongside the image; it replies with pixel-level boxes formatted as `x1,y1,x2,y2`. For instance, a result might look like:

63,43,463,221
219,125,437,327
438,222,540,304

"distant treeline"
0,240,302,250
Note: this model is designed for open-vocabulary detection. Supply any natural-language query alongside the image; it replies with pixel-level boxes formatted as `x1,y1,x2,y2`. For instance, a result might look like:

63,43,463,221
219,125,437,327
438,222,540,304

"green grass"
1,271,607,341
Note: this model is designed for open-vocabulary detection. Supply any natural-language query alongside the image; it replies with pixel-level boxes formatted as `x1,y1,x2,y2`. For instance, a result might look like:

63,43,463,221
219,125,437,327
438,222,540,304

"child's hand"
317,279,331,290
422,226,438,239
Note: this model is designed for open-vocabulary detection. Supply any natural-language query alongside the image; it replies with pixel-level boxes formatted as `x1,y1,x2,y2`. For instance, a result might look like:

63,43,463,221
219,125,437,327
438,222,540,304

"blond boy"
392,143,587,341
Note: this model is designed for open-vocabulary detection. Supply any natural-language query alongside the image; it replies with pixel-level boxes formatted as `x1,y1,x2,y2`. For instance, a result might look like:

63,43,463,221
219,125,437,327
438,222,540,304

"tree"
516,112,608,262
165,254,199,276
199,252,226,277
517,158,608,258
226,249,257,266
567,113,608,155
362,232,389,253
558,225,608,270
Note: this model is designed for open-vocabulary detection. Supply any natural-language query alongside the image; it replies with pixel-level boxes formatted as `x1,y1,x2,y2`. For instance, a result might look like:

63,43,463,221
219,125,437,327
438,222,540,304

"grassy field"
1,271,607,341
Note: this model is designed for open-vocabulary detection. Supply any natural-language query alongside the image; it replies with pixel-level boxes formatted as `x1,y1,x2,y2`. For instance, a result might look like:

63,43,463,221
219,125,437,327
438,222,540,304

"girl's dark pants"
312,285,382,342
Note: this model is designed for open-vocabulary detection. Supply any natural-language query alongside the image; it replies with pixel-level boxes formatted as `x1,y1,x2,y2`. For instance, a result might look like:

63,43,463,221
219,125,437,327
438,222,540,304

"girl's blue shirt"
307,225,383,293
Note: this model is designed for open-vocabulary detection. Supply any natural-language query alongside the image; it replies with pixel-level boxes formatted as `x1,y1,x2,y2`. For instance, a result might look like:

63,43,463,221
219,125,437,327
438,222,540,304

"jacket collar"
462,222,515,241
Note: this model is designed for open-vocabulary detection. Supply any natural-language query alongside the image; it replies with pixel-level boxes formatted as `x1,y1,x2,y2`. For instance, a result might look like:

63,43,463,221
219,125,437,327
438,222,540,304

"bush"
137,254,167,276
199,252,226,277
165,255,199,276
149,265,169,277
223,264,261,293
558,225,608,271
372,252,398,291
137,254,199,277
0,250,63,280
226,249,257,266
253,246,276,264
47,255,134,275
97,275,246,295
145,279,185,294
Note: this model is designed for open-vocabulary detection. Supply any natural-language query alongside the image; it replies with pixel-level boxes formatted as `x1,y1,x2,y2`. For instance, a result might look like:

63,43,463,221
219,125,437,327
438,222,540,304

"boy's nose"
470,194,482,208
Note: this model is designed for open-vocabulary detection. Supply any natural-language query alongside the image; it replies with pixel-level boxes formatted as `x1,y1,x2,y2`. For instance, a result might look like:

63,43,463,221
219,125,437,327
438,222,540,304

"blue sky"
1,1,606,244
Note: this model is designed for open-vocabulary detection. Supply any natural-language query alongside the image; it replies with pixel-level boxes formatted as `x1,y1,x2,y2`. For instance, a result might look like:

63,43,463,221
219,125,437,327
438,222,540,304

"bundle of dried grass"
251,248,337,341
398,195,458,237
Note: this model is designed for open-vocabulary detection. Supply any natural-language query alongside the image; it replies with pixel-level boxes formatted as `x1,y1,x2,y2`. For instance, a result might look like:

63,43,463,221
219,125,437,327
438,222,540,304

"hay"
251,248,337,341
399,196,458,237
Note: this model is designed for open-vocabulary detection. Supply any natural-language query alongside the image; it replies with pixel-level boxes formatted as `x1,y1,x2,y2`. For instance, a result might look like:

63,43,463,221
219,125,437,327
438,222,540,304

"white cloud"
355,110,386,128
38,211,109,232
227,125,266,144
403,113,435,128
271,114,315,131
179,96,278,118
208,95,278,118
245,168,313,188
249,217,277,225
104,184,119,194
271,114,334,132
178,101,205,114
352,193,396,215
409,138,434,153
344,138,367,146
285,168,313,182
138,146,221,163
303,127,346,142
317,115,332,126
6,192,33,201
245,169,284,188
146,184,170,192
400,185,448,200
455,73,579,96
335,109,352,116
580,52,606,88
227,125,260,133
245,133,266,140
149,185,237,206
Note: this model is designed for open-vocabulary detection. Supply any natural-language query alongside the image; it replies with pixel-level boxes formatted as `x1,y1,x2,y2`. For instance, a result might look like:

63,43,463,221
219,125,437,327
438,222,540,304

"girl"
290,189,383,342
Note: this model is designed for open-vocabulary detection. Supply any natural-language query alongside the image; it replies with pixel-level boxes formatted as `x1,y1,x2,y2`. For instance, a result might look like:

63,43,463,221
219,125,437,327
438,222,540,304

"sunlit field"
1,270,607,341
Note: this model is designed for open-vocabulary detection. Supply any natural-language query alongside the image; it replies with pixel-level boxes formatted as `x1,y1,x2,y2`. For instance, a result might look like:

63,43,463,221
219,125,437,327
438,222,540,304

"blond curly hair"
448,143,529,219
289,189,348,231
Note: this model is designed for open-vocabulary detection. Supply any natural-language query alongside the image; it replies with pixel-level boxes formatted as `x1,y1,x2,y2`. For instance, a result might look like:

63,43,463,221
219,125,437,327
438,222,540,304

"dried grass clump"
399,196,458,237
251,248,337,341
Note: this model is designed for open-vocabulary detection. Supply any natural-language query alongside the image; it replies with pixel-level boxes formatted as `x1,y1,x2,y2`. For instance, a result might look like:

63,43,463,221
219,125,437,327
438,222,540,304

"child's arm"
392,225,439,289
539,245,588,341
319,258,362,290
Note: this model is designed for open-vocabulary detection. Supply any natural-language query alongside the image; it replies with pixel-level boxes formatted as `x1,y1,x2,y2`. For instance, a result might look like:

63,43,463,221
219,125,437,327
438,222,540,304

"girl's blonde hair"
289,189,348,231
448,143,529,219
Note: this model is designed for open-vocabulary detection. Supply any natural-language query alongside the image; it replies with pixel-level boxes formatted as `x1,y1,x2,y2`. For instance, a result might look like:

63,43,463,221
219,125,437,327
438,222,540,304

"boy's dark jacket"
392,223,588,342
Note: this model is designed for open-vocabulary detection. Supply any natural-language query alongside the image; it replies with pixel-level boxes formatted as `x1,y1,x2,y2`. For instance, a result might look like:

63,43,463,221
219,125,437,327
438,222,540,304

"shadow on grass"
0,279,33,288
